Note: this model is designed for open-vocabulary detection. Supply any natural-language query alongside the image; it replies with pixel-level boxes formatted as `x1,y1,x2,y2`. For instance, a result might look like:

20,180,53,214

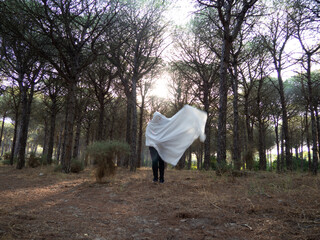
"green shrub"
27,152,41,168
52,159,59,165
86,140,130,182
40,157,48,166
2,152,12,165
210,155,217,170
292,156,308,171
70,158,84,173
215,161,233,176
54,164,62,172
271,156,310,171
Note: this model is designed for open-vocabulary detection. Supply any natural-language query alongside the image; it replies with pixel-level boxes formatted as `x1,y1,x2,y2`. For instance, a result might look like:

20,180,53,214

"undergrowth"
86,140,130,182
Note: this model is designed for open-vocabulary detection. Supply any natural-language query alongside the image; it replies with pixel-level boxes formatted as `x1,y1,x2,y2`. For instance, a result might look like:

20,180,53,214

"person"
145,105,207,183
149,146,165,183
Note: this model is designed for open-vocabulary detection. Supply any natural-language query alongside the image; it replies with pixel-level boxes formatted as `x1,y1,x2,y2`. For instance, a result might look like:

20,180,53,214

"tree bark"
203,82,211,170
137,95,145,168
97,94,105,141
316,107,320,161
72,116,81,160
280,126,285,172
130,76,137,172
187,149,192,170
121,96,132,168
258,121,267,170
61,81,76,173
10,111,19,165
16,83,34,169
213,0,258,171
176,152,186,170
244,94,254,170
217,39,231,168
276,69,292,170
56,125,64,164
231,62,240,170
42,119,49,158
0,114,6,148
305,106,312,170
306,55,318,175
274,119,280,172
47,101,57,164
257,77,266,170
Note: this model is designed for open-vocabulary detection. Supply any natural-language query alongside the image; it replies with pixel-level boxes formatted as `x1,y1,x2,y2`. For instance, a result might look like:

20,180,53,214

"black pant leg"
149,147,159,181
159,157,165,181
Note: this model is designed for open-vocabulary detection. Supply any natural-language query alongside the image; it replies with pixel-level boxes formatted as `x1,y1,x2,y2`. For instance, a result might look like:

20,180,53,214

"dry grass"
0,165,320,240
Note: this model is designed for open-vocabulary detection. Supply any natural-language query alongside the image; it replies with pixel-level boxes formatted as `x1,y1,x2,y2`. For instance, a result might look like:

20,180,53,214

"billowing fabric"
146,105,207,166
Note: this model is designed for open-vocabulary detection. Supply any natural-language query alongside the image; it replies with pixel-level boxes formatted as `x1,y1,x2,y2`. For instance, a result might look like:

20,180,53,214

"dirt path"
0,166,320,240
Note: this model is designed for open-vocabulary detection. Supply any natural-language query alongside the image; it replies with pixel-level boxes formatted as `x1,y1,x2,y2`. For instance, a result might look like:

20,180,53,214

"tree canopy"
0,0,319,174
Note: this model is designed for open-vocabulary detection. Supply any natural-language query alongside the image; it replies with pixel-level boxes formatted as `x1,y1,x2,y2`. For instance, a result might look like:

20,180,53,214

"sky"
149,0,195,99
150,0,320,98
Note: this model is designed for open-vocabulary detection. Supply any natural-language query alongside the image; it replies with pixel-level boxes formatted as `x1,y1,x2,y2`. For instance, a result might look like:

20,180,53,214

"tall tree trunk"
72,116,81,160
1,130,8,156
47,102,57,164
280,126,285,171
305,106,311,170
306,55,318,175
217,39,231,169
130,77,137,172
84,119,91,167
257,78,266,170
61,110,68,166
85,122,91,148
258,121,267,170
61,81,76,173
244,94,254,170
56,125,64,164
187,149,192,170
276,69,292,170
176,152,186,170
316,107,320,160
231,64,240,170
204,117,211,170
137,95,145,168
109,114,115,140
97,96,105,141
0,114,6,148
274,119,280,172
16,85,33,169
122,97,132,168
300,115,304,171
203,86,211,170
196,146,203,170
10,111,19,165
42,119,49,159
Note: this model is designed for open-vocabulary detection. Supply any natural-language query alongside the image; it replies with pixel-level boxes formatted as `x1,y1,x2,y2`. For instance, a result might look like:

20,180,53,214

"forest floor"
0,165,320,240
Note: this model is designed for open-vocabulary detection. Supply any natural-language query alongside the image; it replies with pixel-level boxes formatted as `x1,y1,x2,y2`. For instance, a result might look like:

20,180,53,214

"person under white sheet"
146,105,207,182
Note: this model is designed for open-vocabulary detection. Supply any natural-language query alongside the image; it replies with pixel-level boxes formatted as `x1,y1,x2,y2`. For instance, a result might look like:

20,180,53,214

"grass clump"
86,140,130,182
27,152,41,168
54,164,63,172
70,158,84,173
1,153,9,165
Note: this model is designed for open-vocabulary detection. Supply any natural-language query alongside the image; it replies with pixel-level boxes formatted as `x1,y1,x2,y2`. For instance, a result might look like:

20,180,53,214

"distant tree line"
0,0,319,175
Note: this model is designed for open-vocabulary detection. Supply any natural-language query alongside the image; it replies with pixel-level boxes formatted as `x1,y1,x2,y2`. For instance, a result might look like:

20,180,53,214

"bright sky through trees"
150,0,195,98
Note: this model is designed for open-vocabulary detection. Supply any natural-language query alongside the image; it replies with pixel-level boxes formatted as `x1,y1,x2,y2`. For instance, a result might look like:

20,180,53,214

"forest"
1,1,320,240
0,0,319,175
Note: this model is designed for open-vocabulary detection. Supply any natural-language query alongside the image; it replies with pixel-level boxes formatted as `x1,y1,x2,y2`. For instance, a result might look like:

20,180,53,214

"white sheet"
145,105,207,166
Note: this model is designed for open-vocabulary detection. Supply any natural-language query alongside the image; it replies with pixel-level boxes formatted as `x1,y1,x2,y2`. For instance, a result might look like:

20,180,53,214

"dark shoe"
159,179,164,183
153,178,158,183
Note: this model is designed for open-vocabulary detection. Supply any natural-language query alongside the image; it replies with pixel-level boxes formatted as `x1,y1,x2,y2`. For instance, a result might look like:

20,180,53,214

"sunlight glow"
150,0,195,99
150,73,171,99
